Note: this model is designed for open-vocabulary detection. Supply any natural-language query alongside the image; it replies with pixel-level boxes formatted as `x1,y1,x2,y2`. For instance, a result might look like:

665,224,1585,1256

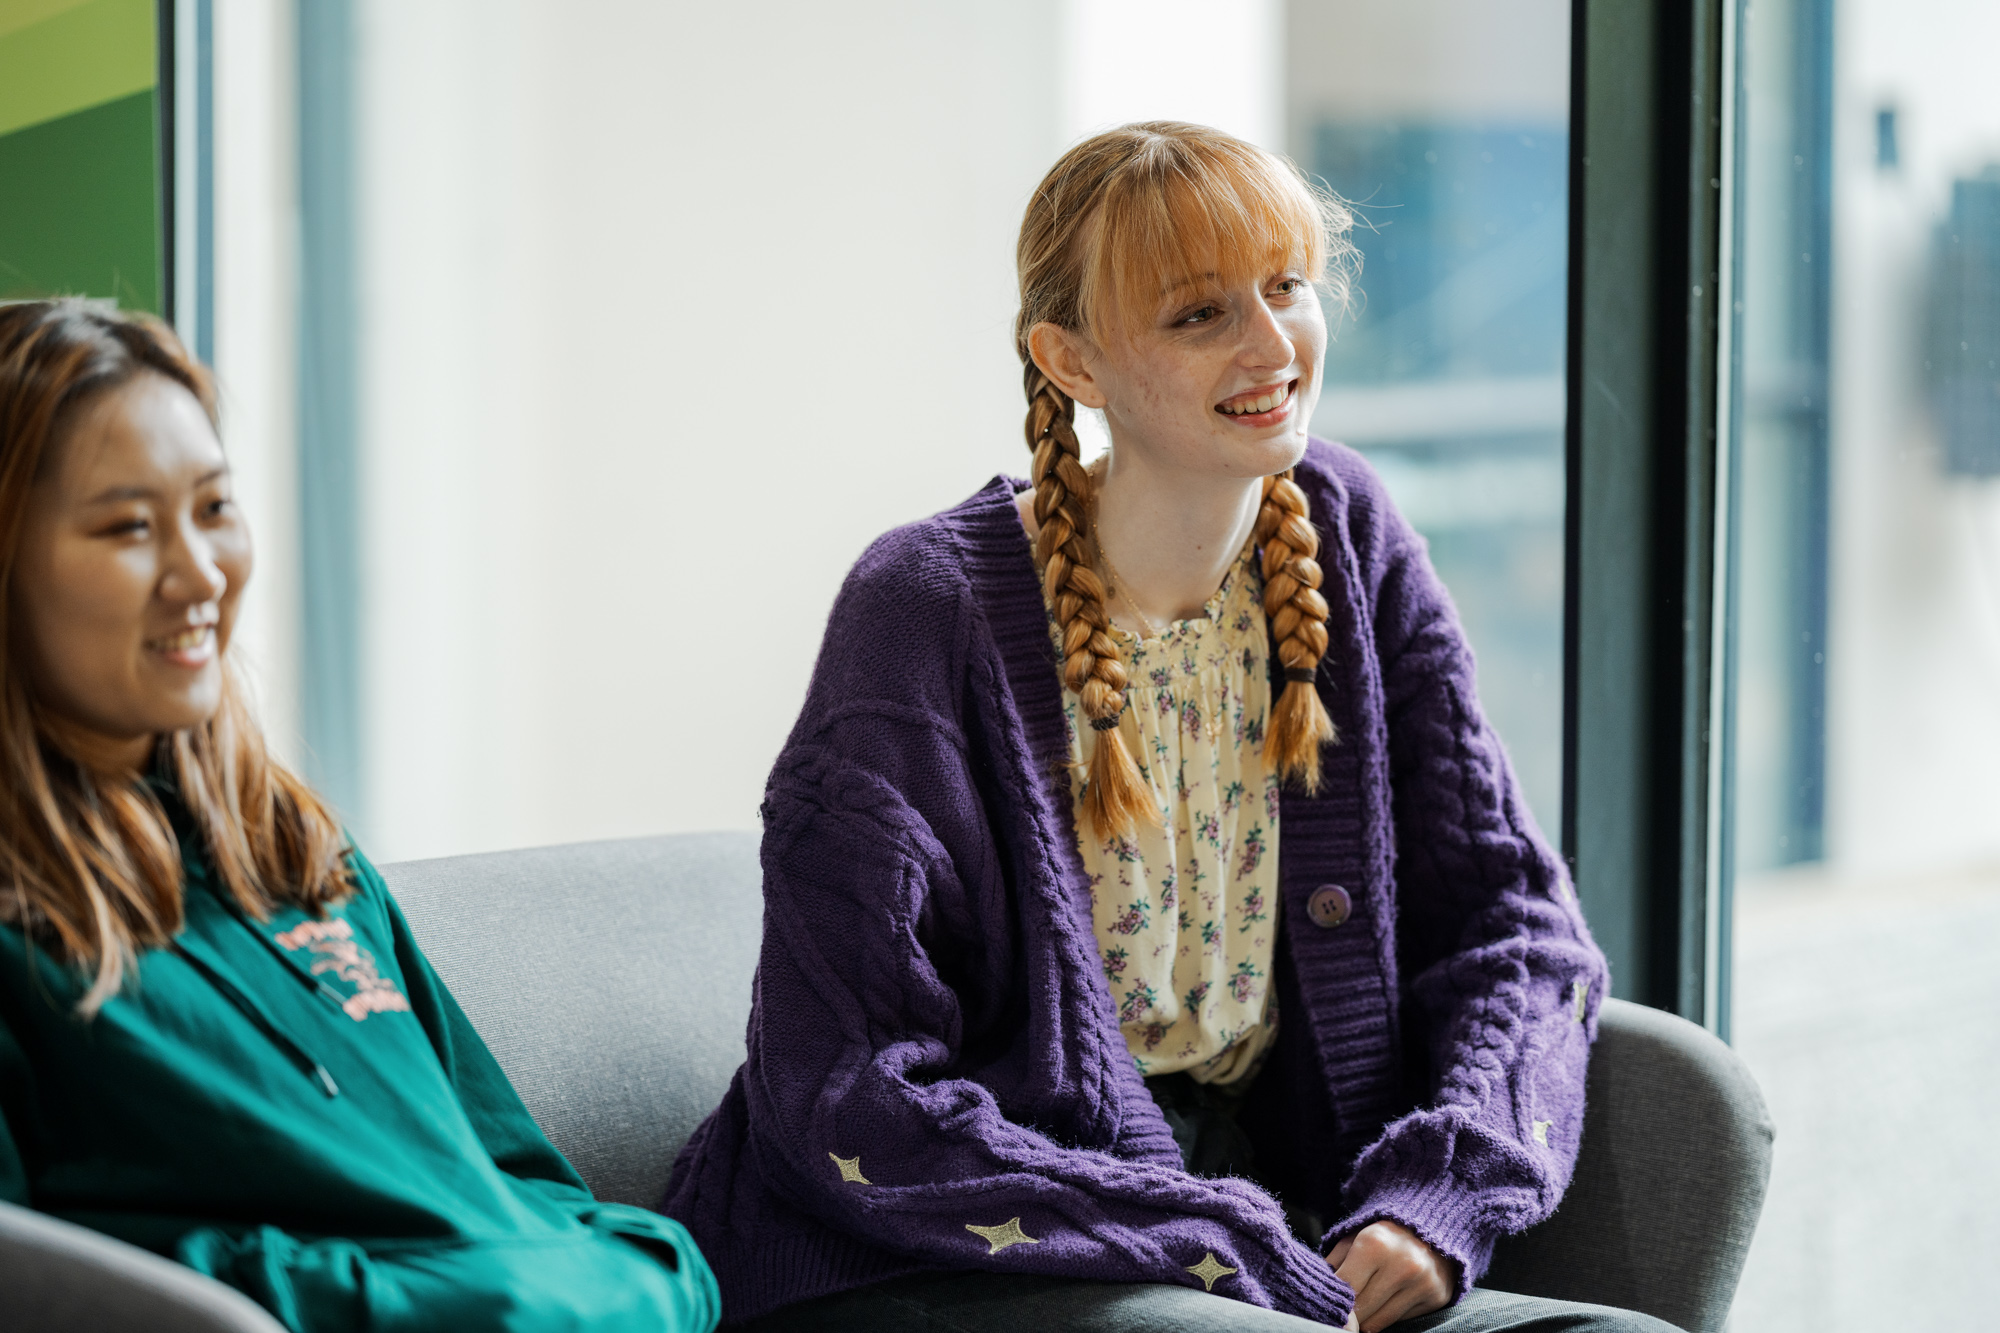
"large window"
1723,0,2000,1324
1287,0,1571,830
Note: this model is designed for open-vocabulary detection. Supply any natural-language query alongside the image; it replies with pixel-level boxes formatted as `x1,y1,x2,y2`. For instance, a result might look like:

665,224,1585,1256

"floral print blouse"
1043,540,1281,1085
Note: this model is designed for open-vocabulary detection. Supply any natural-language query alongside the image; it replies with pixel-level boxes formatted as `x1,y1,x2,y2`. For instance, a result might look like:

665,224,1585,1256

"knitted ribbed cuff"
1260,1236,1356,1326
1325,1176,1498,1304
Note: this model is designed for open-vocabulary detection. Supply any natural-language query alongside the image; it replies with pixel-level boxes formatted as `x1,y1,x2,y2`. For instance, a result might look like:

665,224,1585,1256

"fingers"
1368,1280,1450,1332
1355,1275,1398,1332
1332,1233,1388,1329
1330,1221,1455,1332
1326,1237,1361,1332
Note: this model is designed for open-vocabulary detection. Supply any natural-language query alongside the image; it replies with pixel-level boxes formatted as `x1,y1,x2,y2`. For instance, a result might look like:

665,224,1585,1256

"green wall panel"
0,0,161,314
0,90,160,312
0,0,156,138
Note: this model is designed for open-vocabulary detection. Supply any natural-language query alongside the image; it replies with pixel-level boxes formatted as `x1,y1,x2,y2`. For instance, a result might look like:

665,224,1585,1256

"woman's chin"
1230,428,1311,477
154,693,224,735
126,680,226,739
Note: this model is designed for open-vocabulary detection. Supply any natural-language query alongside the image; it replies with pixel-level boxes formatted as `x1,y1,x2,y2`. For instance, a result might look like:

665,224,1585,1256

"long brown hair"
0,300,353,1013
1016,122,1354,836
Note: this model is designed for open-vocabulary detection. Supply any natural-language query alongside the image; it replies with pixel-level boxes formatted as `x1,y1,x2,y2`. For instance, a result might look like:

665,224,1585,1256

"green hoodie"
0,795,719,1333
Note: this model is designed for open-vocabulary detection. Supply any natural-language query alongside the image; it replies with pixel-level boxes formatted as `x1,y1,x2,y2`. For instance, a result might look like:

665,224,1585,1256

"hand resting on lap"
1328,1219,1460,1332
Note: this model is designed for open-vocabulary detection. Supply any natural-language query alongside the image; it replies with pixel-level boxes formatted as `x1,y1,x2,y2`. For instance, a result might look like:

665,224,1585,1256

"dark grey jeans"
732,1270,1685,1332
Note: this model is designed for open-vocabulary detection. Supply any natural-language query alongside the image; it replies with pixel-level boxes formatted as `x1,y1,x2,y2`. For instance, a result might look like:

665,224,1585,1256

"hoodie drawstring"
170,942,341,1098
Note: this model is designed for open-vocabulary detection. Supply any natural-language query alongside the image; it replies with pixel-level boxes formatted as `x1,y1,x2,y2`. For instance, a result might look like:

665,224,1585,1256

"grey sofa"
0,833,1774,1331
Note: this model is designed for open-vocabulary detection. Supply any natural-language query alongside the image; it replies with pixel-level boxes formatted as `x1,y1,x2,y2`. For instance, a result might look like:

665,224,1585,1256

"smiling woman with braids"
665,124,1671,1333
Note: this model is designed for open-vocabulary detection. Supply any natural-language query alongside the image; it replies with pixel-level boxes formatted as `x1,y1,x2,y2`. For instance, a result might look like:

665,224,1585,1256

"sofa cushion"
380,832,762,1209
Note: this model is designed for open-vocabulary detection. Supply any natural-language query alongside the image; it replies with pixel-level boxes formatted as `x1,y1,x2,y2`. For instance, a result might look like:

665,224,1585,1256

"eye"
1271,277,1306,297
203,497,234,520
1178,303,1222,326
100,517,151,538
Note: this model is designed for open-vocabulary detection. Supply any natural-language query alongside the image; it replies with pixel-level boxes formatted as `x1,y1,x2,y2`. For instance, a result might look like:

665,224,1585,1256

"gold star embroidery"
1187,1252,1237,1291
1572,980,1588,1022
828,1153,871,1185
965,1217,1040,1254
1532,1118,1553,1146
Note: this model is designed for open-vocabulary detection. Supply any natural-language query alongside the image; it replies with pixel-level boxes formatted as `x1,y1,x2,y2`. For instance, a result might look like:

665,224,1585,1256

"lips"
1216,378,1300,425
146,625,216,667
1218,381,1293,415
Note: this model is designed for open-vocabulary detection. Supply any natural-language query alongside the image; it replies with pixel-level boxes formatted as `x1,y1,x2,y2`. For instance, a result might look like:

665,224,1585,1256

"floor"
1727,862,2000,1331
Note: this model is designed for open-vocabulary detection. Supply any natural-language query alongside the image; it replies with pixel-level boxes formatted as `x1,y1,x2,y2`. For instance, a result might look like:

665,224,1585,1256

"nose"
160,520,229,606
1240,295,1296,373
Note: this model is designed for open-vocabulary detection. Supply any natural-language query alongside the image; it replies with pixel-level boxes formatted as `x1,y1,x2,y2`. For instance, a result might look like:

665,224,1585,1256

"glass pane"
1287,0,1571,829
1726,0,2000,1326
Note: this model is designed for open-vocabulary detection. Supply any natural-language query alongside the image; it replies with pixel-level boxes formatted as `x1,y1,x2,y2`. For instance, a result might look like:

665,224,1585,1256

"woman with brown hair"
0,299,718,1332
664,124,1676,1331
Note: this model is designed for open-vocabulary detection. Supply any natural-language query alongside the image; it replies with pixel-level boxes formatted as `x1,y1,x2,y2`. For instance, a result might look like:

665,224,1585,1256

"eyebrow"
80,466,231,506
1164,273,1223,295
1163,263,1305,297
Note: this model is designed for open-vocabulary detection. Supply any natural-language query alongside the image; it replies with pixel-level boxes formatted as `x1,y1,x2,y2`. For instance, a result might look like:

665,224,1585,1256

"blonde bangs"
1075,127,1352,339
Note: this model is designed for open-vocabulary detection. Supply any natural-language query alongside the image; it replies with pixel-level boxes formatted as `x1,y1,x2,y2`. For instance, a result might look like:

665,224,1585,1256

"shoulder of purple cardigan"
1292,437,1431,608
778,477,1024,744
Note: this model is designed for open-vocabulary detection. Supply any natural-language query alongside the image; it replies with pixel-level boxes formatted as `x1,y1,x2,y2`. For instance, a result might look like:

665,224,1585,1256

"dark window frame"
1564,0,1732,1024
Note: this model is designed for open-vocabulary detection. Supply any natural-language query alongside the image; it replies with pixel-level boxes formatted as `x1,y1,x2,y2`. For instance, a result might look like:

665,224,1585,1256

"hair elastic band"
1283,667,1318,684
1089,714,1122,732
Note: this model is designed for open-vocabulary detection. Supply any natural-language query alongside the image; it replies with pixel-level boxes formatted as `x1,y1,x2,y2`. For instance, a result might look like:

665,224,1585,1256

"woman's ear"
1027,322,1110,410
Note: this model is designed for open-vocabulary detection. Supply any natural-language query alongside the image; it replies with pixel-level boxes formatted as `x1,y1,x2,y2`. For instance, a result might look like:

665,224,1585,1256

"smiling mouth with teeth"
1218,380,1296,417
148,626,213,653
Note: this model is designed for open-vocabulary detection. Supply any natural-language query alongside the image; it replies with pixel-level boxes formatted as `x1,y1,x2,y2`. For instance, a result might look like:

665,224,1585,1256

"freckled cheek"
1286,313,1327,368
1132,370,1198,420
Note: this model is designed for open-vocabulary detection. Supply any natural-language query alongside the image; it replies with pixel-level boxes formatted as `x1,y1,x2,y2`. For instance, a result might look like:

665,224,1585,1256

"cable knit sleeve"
1326,482,1610,1295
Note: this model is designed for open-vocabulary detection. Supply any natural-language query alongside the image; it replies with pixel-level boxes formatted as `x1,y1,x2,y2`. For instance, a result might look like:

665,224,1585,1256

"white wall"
1064,0,1282,151
348,1,1065,859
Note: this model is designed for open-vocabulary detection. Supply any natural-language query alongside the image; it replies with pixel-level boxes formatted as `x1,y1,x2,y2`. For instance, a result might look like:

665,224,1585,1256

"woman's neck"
1089,447,1262,632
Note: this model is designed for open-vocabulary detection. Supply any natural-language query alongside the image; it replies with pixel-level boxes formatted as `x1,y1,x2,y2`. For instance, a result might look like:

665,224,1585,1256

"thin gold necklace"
1087,460,1164,641
1095,532,1162,641
1088,455,1162,640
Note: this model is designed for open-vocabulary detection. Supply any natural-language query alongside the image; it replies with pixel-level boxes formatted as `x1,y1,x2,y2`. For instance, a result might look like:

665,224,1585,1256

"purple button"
1307,884,1351,929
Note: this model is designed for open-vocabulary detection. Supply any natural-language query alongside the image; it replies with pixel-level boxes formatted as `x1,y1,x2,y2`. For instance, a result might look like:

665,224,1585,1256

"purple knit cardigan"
662,441,1609,1327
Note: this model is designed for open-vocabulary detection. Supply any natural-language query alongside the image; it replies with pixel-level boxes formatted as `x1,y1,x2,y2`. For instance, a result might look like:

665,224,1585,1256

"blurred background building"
1725,0,2000,1325
3,0,2000,1328
1291,0,1569,825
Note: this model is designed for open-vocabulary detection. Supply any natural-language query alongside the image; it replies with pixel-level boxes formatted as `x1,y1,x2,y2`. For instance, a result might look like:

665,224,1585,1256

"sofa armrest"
1481,998,1775,1333
0,1200,286,1332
